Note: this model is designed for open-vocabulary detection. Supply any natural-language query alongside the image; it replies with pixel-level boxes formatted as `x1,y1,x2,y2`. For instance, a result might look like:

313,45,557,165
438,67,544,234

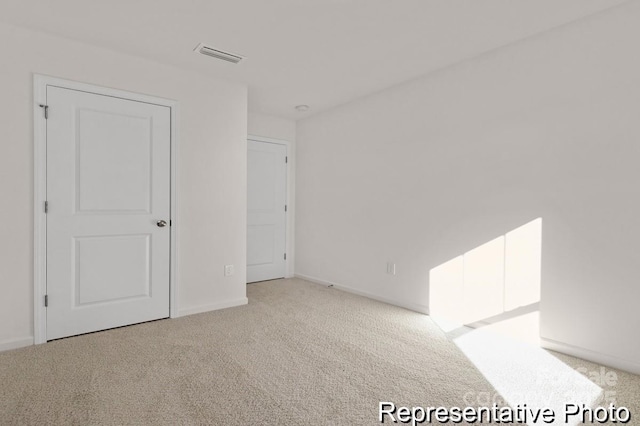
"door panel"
74,234,151,305
46,86,170,340
76,109,152,213
248,225,276,265
247,140,287,283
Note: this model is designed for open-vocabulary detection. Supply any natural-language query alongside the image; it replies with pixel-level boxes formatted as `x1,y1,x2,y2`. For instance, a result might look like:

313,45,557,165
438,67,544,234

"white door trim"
247,135,294,279
33,74,180,344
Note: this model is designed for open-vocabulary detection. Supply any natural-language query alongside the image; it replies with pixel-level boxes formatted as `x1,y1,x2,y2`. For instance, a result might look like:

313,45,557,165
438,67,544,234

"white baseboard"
0,336,34,352
541,337,640,375
177,297,248,317
295,273,429,315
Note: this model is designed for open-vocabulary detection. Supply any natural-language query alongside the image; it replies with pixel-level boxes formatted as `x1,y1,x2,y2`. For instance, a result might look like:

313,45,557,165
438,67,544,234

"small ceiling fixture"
194,43,244,64
295,105,310,112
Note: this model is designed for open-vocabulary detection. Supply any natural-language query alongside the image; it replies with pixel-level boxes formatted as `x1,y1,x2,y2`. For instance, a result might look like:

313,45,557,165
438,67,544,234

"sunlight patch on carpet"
454,327,603,425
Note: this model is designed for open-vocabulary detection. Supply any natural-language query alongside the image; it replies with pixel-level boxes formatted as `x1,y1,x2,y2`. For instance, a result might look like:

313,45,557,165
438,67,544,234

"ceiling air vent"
194,43,244,64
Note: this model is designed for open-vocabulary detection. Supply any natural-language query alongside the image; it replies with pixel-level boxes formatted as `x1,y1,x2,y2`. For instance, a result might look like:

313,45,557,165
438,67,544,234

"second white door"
247,140,287,283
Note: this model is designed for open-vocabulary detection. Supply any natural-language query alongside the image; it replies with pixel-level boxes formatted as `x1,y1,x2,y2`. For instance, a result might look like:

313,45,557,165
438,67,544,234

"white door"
247,140,287,283
46,86,171,340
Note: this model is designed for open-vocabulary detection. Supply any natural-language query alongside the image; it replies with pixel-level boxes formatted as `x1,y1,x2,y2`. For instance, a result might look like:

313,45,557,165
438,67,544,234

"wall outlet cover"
224,264,234,276
386,262,396,275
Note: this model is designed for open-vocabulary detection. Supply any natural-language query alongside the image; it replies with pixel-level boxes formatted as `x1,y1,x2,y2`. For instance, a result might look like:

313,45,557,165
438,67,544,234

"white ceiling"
0,0,629,120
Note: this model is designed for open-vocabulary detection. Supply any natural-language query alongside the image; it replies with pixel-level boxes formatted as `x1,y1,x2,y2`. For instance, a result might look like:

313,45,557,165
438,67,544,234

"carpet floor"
1,278,638,425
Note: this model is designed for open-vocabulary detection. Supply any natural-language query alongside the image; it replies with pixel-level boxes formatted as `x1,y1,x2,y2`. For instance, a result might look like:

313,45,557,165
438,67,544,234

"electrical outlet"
386,262,396,275
224,264,234,276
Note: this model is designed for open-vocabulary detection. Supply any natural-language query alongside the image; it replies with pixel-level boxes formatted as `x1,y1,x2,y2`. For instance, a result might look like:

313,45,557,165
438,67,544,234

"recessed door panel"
248,151,277,211
247,225,276,266
76,109,152,213
74,235,151,306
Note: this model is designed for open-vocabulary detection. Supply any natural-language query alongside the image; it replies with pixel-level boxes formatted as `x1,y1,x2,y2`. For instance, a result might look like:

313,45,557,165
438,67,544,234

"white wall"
0,22,248,350
248,112,297,278
248,112,296,143
295,1,640,373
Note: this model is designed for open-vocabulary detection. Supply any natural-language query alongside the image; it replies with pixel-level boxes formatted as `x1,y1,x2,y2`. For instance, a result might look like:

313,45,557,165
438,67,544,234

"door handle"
156,220,168,228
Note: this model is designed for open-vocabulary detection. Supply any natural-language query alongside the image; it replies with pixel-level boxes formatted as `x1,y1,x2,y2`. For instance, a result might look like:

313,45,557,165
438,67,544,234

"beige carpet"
1,278,638,425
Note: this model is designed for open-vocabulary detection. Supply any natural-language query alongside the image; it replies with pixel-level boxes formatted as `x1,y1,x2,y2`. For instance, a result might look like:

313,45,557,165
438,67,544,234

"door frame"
33,74,179,344
247,135,294,279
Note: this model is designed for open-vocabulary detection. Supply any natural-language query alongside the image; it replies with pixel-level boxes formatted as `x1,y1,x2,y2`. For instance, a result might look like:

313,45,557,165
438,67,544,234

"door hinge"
39,104,49,119
44,201,48,213
284,253,287,260
44,295,48,307
285,156,288,163
284,204,287,212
